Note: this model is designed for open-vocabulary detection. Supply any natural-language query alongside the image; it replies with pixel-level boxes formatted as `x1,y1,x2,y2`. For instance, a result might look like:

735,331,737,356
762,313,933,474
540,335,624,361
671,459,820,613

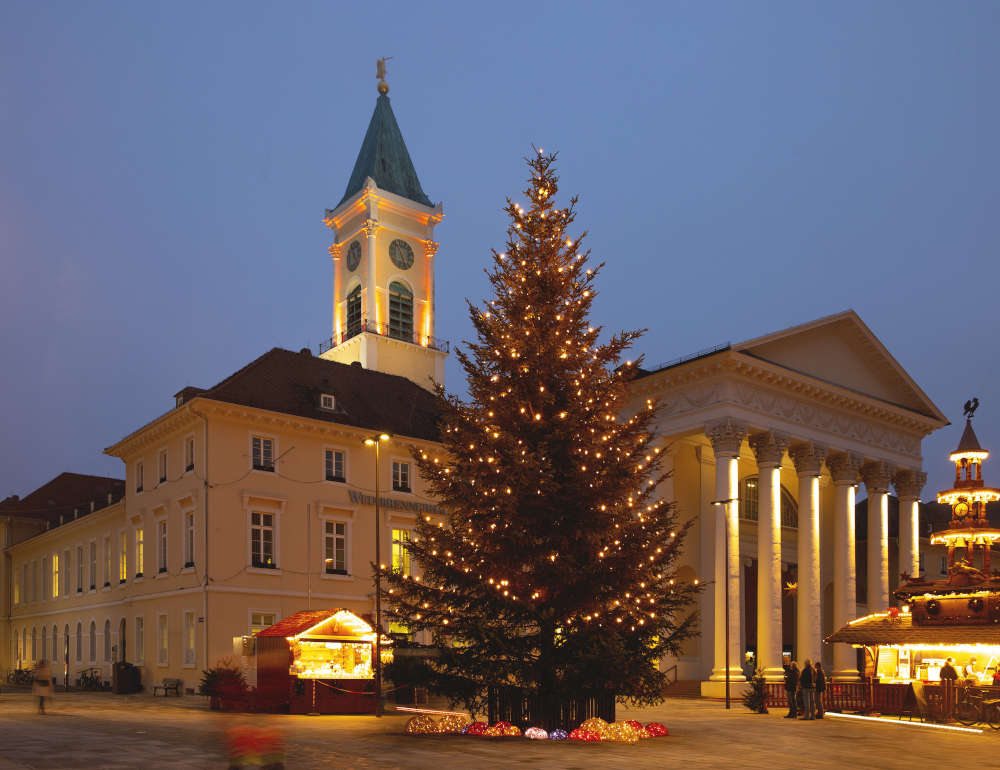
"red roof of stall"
255,609,373,639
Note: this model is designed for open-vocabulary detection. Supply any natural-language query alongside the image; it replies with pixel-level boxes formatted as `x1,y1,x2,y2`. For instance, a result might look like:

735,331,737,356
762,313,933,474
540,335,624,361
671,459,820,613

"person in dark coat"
799,659,816,720
814,662,826,718
784,661,799,718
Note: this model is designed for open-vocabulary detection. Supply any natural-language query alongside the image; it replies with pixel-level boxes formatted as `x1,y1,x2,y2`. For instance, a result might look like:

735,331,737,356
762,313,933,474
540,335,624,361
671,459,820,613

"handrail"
663,664,678,688
648,342,731,374
318,320,450,355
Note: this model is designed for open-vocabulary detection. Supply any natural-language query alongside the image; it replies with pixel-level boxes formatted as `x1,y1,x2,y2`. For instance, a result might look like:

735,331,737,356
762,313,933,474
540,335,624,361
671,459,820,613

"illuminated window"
183,611,196,666
137,523,146,574
392,529,411,577
346,285,362,338
739,476,798,528
184,436,195,472
52,554,59,598
388,281,413,341
252,436,274,472
119,532,128,582
158,519,168,573
325,449,345,482
184,512,195,567
324,521,347,574
250,612,276,634
392,461,411,493
250,512,275,568
136,461,144,493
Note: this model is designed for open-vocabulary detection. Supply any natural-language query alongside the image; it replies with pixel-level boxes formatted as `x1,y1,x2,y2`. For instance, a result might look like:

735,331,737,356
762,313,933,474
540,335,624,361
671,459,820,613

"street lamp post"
364,433,391,717
712,496,739,710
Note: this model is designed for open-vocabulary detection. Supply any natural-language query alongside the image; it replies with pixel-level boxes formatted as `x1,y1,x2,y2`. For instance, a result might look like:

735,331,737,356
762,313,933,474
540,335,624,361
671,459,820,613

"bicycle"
5,668,33,687
78,667,103,691
954,686,1000,729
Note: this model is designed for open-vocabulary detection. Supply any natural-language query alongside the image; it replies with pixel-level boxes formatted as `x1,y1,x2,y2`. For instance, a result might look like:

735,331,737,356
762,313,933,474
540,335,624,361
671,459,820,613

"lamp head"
365,438,376,446
379,433,391,442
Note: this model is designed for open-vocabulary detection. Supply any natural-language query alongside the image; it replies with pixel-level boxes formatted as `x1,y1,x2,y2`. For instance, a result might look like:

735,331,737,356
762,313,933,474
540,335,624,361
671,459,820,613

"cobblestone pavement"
0,690,995,769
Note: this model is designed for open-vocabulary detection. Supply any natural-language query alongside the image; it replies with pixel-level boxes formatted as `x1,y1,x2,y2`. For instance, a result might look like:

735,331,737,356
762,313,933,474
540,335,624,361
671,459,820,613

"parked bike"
954,686,1000,729
78,667,103,691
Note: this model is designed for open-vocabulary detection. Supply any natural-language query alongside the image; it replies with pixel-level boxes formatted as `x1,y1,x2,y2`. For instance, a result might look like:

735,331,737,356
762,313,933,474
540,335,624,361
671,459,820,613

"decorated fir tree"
743,668,769,714
382,151,698,723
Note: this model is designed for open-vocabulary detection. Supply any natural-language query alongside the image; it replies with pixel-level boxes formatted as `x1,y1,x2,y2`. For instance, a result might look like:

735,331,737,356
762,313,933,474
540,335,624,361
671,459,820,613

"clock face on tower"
389,239,414,270
346,241,361,272
955,502,970,519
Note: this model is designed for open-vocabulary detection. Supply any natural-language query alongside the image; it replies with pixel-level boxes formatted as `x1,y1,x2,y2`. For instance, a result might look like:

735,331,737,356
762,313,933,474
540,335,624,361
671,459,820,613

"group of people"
783,659,826,720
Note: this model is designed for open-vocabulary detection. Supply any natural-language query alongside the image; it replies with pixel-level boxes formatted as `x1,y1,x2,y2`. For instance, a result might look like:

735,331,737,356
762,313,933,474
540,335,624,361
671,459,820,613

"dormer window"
320,393,335,411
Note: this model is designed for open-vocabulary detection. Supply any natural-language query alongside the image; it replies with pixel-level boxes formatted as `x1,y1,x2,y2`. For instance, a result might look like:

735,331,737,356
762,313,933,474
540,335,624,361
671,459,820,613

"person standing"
940,657,958,719
32,659,54,715
784,661,799,719
814,661,826,718
800,658,816,720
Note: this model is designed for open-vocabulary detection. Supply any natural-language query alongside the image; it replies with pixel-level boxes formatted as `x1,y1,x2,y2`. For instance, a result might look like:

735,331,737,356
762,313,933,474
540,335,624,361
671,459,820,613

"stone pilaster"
827,452,862,680
893,469,926,581
789,442,826,666
861,460,893,613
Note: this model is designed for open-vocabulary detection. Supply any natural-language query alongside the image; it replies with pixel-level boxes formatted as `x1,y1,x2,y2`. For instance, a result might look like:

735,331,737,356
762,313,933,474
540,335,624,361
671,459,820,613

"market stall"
254,609,392,714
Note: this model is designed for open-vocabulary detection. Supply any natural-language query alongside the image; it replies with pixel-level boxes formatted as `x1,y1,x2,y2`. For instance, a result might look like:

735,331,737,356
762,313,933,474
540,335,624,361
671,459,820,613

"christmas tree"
743,668,769,714
382,151,698,724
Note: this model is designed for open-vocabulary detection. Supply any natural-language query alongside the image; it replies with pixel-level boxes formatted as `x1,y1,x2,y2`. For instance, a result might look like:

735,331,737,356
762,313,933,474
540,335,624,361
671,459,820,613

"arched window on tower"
388,281,413,341
740,475,799,529
346,284,362,340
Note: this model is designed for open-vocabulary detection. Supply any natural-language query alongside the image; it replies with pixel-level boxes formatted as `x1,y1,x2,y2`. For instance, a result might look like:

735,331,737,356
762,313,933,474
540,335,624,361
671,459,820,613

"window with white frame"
135,616,144,664
157,519,168,573
158,449,167,484
89,541,97,589
252,436,274,472
89,621,96,663
119,531,128,582
103,535,112,586
136,461,144,493
62,549,70,596
135,527,144,577
76,622,82,662
52,624,58,660
324,520,347,574
392,529,412,576
104,619,112,662
185,436,195,472
42,556,50,600
320,393,335,410
157,614,168,666
249,612,276,634
250,511,276,568
184,511,195,567
392,460,411,492
51,554,59,598
325,449,345,482
183,611,196,666
76,545,84,593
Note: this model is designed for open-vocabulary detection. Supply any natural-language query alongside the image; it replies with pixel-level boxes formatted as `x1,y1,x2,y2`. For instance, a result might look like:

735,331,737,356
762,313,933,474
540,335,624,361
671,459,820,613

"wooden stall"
254,609,391,715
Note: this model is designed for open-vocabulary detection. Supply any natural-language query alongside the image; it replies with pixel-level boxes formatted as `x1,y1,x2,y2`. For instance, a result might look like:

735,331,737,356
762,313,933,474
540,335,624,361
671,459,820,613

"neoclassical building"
630,313,948,694
1,75,950,699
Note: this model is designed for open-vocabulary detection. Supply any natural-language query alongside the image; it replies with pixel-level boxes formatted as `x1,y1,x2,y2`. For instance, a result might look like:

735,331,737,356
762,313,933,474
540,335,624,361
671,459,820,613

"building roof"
255,608,373,639
185,348,440,442
825,613,1000,646
0,472,125,527
954,419,984,454
338,93,433,208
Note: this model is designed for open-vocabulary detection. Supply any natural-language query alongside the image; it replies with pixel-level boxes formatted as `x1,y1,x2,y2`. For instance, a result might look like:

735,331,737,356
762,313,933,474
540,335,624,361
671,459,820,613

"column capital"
789,441,826,477
826,451,862,485
893,469,927,500
860,460,894,493
329,243,343,260
706,418,747,458
363,218,380,238
748,431,789,468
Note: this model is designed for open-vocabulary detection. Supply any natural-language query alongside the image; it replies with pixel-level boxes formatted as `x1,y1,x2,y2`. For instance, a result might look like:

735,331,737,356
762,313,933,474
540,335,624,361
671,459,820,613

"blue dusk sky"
1,1,998,501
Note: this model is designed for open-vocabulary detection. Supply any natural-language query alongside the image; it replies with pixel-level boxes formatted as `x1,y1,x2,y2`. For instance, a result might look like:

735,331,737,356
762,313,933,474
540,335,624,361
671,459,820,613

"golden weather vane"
376,57,393,94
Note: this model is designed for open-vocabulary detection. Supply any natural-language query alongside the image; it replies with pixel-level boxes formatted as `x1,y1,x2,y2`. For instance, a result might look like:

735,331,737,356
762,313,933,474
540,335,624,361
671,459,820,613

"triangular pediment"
735,310,946,422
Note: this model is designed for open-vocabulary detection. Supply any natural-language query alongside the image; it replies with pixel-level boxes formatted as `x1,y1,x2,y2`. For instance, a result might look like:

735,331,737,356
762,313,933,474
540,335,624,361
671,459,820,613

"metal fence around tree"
486,687,615,732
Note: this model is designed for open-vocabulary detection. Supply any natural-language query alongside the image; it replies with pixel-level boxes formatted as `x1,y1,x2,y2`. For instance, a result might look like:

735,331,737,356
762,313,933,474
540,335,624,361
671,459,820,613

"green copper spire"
339,93,433,208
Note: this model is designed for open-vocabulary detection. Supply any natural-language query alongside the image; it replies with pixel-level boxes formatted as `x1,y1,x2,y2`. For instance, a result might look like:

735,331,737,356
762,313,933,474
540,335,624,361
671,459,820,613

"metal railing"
648,342,731,374
318,320,450,356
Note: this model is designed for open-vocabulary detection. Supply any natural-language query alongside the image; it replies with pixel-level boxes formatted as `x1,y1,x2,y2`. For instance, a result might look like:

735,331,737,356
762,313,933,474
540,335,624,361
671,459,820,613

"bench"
153,678,182,696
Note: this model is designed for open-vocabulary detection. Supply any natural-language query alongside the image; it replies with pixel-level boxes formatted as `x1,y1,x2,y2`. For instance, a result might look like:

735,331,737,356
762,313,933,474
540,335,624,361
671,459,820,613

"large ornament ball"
578,717,610,738
504,724,522,737
483,725,503,737
569,728,601,742
525,727,549,740
465,721,488,736
405,715,439,735
645,722,669,737
624,720,651,739
438,715,472,734
549,729,569,741
604,721,640,744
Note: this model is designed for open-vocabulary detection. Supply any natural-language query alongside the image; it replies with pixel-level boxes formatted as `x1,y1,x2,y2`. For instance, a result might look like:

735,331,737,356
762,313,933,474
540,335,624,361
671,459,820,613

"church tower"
319,65,446,390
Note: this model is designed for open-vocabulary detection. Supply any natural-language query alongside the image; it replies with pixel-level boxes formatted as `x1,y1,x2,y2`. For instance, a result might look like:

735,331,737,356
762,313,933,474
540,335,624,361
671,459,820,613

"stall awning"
255,608,375,640
826,613,1000,646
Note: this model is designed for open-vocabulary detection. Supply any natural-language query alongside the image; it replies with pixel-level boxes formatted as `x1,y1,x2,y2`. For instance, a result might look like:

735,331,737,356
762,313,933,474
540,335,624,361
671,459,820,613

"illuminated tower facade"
319,69,447,391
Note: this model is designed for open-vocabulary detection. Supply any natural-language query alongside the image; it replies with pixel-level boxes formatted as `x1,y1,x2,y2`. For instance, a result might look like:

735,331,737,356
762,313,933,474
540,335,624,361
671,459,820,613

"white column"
828,452,861,680
706,420,746,686
894,470,926,581
364,218,379,331
790,442,825,666
423,240,438,344
749,432,788,682
329,242,343,343
861,461,892,613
